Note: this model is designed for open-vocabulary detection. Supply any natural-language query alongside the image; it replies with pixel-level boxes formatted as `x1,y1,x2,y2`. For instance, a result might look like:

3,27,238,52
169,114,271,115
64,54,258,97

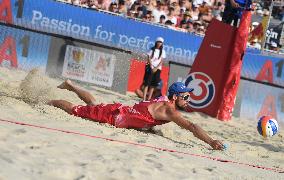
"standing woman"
143,37,166,101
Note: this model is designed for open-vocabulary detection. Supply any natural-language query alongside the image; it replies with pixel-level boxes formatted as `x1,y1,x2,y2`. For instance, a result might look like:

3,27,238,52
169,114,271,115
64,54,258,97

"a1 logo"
0,0,25,23
0,0,13,23
0,34,30,68
0,36,18,68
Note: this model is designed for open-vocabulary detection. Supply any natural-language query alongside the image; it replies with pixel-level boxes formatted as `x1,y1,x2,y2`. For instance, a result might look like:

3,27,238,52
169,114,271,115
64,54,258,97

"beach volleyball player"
48,80,224,150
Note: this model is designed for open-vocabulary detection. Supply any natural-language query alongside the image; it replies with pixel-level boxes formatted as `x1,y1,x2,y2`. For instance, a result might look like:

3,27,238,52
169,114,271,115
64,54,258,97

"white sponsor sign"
62,45,116,87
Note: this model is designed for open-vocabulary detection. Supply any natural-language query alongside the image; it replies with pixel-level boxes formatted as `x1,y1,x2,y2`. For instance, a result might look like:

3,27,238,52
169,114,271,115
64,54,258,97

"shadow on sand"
242,140,283,153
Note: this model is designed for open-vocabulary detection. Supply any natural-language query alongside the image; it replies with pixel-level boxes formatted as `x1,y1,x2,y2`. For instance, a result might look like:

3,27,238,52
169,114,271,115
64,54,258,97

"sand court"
0,67,283,179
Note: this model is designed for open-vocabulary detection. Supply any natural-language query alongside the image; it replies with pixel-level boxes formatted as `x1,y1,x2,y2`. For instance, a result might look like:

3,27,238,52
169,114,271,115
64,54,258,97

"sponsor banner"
264,22,283,49
264,5,284,49
1,0,201,64
0,24,50,70
46,37,131,94
238,80,284,125
62,45,116,87
242,53,284,86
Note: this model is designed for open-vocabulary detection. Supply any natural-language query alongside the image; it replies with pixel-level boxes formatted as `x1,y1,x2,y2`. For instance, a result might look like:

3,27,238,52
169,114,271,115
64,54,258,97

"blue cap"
168,82,194,96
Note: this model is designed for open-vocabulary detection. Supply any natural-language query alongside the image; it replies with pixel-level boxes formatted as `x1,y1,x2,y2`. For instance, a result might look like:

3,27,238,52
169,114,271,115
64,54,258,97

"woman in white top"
143,37,166,101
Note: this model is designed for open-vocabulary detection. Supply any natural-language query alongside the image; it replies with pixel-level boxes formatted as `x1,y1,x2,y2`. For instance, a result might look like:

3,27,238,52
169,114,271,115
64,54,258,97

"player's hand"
231,1,240,8
210,140,224,150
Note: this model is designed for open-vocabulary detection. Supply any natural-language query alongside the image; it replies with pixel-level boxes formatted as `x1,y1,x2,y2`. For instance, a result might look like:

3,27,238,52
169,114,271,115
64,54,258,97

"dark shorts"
143,65,161,87
222,2,242,26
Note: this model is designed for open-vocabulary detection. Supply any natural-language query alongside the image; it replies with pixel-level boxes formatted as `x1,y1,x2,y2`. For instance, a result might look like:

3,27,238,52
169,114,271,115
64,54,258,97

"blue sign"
242,52,284,86
0,0,202,64
0,24,50,70
2,0,283,85
6,0,202,65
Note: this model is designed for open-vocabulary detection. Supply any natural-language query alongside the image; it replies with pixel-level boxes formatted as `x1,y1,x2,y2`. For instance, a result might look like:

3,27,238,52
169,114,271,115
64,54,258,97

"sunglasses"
177,94,190,101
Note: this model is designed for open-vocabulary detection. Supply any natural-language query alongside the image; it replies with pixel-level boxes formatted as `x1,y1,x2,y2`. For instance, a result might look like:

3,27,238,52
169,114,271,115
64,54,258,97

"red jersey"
72,96,170,129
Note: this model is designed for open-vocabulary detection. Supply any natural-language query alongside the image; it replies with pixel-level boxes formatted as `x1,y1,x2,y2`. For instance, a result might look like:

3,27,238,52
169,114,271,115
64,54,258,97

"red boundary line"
1,118,283,174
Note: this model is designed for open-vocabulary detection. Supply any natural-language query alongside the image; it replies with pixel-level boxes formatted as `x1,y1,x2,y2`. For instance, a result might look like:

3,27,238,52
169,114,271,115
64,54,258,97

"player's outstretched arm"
164,107,224,150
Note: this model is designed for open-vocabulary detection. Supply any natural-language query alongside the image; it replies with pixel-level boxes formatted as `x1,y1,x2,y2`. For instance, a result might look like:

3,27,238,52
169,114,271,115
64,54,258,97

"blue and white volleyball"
257,116,279,137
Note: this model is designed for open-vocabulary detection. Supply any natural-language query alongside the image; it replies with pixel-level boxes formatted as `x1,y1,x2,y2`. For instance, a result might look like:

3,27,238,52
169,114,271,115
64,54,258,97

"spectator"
93,0,111,10
109,2,119,13
165,20,177,30
196,25,206,35
89,0,97,8
201,7,213,22
177,11,191,27
79,0,96,8
152,1,167,23
142,10,154,22
124,0,135,11
179,0,191,11
118,0,128,15
184,11,192,21
198,1,210,15
193,0,205,7
190,5,200,21
137,6,145,18
222,0,252,27
251,21,259,31
128,8,138,18
180,19,188,29
187,19,195,33
204,0,215,6
180,6,186,13
256,9,264,16
170,0,180,15
71,0,81,5
248,38,261,49
167,6,178,25
193,20,202,30
131,1,141,12
159,15,166,24
212,1,224,20
146,0,157,11
176,7,186,26
143,37,166,101
269,41,279,52
139,0,149,16
163,2,170,15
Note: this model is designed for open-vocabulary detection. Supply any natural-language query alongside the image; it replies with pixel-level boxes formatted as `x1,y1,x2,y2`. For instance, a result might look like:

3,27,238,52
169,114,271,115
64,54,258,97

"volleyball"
257,116,279,137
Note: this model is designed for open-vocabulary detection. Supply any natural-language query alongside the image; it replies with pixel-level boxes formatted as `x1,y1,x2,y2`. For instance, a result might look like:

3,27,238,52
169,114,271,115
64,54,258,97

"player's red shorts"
72,103,122,126
71,102,168,128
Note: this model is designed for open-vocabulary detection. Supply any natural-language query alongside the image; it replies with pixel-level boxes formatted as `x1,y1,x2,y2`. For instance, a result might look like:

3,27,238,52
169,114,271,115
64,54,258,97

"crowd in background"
57,0,283,52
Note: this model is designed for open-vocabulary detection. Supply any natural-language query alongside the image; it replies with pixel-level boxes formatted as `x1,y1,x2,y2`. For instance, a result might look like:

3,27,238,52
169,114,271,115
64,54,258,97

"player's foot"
57,79,73,91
